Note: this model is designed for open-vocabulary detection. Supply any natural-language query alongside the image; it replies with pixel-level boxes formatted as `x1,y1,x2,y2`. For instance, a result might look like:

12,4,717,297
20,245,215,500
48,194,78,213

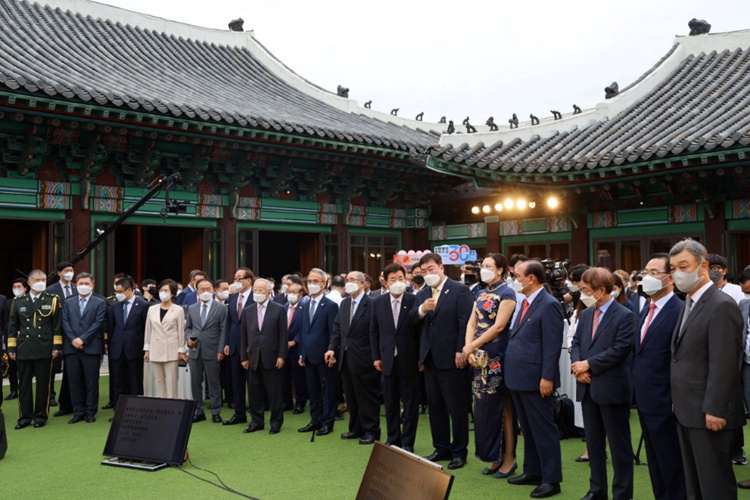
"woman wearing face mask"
144,279,188,398
463,253,518,478
611,274,634,312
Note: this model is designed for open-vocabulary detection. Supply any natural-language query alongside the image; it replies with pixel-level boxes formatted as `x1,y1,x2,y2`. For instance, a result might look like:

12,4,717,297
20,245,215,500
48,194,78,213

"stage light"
471,206,480,214
504,198,514,209
516,199,527,210
482,205,491,214
528,201,536,209
494,203,503,212
547,197,559,208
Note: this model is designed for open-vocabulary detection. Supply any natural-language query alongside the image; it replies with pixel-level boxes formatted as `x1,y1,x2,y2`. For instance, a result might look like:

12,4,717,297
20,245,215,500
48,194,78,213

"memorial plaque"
357,442,454,500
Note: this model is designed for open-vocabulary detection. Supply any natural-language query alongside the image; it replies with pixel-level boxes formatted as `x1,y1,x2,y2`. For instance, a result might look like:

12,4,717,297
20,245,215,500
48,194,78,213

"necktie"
349,299,356,326
591,308,602,339
679,296,693,335
79,297,87,315
432,288,440,305
392,299,400,328
258,304,265,329
64,285,70,298
518,299,530,325
123,301,130,323
201,303,208,326
310,299,316,324
288,304,295,328
641,302,657,343
237,294,244,318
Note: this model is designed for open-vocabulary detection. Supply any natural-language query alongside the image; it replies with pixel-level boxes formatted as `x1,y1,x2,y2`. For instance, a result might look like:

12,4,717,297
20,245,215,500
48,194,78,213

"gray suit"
241,299,288,430
671,284,743,500
739,300,750,427
185,300,228,417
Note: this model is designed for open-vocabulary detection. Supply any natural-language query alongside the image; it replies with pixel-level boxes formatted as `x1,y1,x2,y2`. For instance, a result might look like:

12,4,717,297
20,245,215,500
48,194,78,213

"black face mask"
412,275,425,286
148,286,157,297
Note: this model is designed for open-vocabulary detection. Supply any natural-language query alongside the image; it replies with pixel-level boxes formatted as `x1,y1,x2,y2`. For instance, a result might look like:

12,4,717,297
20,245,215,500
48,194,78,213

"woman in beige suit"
144,279,188,398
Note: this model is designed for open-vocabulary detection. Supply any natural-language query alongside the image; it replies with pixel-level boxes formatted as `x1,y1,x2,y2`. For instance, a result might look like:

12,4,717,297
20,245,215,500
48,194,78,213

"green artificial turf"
1,377,749,499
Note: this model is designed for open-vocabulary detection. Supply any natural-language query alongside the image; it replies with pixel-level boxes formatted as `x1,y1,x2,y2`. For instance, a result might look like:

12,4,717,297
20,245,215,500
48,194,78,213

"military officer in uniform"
8,269,63,429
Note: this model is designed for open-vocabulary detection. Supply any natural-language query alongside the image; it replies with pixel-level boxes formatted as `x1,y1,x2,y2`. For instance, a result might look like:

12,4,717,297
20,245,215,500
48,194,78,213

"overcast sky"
99,0,749,128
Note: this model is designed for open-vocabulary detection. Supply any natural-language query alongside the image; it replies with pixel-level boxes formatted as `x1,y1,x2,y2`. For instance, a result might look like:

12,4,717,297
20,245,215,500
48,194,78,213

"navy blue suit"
505,288,564,484
107,297,149,402
414,277,473,459
633,293,686,500
224,291,253,416
572,299,636,500
174,285,196,307
62,294,106,417
295,294,339,428
370,292,419,448
283,300,307,409
46,281,77,411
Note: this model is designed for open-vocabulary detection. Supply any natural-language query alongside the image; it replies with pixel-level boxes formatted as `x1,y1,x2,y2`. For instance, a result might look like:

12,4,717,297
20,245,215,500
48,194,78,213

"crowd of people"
1,240,750,499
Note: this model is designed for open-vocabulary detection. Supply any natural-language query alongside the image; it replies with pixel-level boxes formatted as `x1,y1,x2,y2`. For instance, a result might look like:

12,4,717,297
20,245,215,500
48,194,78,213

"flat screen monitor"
103,395,196,466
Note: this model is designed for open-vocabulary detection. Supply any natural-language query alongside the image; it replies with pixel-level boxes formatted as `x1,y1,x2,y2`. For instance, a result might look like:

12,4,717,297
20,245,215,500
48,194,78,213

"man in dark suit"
505,260,563,498
572,268,637,500
669,240,743,499
240,279,288,433
738,298,750,489
8,270,63,429
328,271,379,444
186,279,227,424
633,254,687,500
174,269,206,308
222,267,254,425
296,268,339,435
414,253,474,470
370,263,419,451
107,277,150,405
45,261,77,416
61,273,106,424
284,282,308,414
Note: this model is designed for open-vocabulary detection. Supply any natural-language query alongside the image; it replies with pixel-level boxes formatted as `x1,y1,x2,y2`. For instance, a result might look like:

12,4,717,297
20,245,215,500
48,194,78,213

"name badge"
41,304,52,311
19,306,27,312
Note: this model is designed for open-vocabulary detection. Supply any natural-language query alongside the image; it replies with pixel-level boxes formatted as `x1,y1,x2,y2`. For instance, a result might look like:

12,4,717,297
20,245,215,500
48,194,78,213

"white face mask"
253,293,267,304
287,293,299,305
480,268,496,284
159,291,171,303
506,276,514,287
641,275,665,296
31,281,46,293
308,284,321,295
672,264,703,293
389,281,406,296
513,278,525,293
217,290,230,301
62,272,74,282
77,285,92,296
280,284,288,294
231,281,244,292
344,282,359,295
568,283,579,293
459,273,466,284
12,288,24,297
611,289,620,299
199,292,213,302
579,291,598,308
424,274,440,287
115,293,127,302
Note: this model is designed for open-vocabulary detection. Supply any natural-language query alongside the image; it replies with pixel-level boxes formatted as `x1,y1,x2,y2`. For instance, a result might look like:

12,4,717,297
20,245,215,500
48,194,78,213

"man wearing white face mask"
223,267,254,425
669,240,743,500
632,254,687,500
45,261,77,415
326,275,345,305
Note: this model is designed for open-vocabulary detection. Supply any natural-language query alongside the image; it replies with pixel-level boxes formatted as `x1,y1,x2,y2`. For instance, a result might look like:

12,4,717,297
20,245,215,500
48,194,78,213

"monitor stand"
101,457,169,471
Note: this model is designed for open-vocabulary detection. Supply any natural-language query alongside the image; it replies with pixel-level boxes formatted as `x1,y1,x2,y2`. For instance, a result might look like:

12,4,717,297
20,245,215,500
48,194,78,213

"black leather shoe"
359,434,376,445
424,451,451,462
193,414,206,423
54,409,73,417
33,421,46,428
579,493,607,500
316,426,332,436
15,421,31,430
102,402,114,410
293,406,305,414
212,415,222,423
243,424,264,433
341,431,362,440
85,416,96,423
447,457,466,470
508,474,543,486
223,414,247,425
269,428,280,435
298,423,320,432
68,415,85,424
531,483,561,498
6,391,18,400
402,446,414,453
49,398,58,407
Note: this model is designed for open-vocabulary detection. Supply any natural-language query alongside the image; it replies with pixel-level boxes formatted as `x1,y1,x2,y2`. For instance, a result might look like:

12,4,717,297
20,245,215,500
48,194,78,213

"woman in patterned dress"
463,253,517,477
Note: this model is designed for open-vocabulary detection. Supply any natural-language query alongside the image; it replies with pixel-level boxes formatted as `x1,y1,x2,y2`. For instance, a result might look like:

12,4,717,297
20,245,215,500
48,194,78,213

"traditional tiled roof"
430,29,750,174
0,0,439,152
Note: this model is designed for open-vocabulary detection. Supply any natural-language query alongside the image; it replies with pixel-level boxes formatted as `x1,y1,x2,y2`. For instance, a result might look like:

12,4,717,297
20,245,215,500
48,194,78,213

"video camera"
541,258,571,292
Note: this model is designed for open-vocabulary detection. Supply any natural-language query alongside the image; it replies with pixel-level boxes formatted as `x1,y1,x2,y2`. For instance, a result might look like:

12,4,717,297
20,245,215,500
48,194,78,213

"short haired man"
708,254,745,305
174,269,207,307
284,282,308,414
327,275,345,305
45,261,77,415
